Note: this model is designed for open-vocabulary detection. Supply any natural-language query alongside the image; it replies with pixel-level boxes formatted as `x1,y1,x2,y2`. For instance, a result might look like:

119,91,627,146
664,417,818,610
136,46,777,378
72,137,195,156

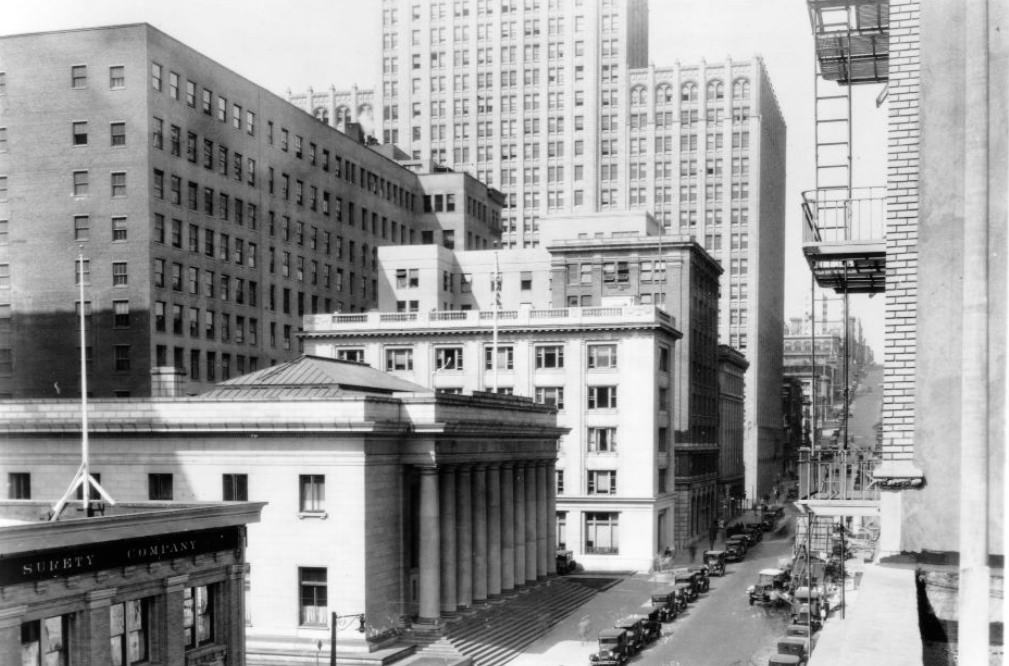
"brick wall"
883,0,920,463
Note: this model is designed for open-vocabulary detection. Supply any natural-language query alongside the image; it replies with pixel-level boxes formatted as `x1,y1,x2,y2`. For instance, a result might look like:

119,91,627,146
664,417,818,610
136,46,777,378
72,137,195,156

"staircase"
399,576,622,666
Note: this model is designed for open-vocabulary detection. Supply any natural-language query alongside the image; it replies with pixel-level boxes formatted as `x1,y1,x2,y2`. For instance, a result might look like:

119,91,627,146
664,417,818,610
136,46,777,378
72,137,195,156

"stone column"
472,464,489,602
546,461,558,575
83,588,117,665
0,606,27,666
487,463,503,596
513,462,527,586
536,462,548,578
500,463,515,591
439,465,458,614
456,465,473,609
162,574,188,664
418,465,441,622
226,564,249,665
524,462,538,583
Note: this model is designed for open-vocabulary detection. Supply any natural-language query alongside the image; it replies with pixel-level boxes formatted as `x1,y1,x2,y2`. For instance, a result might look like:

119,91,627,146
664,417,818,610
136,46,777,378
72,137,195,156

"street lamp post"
330,612,365,666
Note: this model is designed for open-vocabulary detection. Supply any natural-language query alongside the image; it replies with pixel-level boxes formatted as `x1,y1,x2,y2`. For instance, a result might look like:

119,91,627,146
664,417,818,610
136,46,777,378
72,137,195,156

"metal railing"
809,454,880,501
801,186,886,246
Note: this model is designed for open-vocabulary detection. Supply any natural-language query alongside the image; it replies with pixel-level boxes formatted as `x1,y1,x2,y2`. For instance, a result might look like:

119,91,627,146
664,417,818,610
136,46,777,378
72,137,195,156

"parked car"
686,566,711,592
703,549,727,575
613,616,648,654
649,589,678,622
777,636,811,665
767,654,802,666
784,624,813,639
589,629,630,665
673,570,700,601
556,549,577,575
725,536,748,561
642,609,664,642
747,568,791,605
790,587,824,633
673,583,694,607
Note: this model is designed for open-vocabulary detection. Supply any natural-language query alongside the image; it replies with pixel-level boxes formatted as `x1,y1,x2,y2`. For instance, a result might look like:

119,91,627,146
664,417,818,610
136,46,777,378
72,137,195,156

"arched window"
630,85,646,106
335,105,351,127
681,81,697,104
706,80,724,102
313,106,330,124
733,78,751,101
656,83,673,104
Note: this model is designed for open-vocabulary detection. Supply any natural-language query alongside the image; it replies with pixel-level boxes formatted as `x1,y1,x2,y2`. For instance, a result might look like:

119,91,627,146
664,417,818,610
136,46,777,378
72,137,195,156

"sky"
4,0,887,357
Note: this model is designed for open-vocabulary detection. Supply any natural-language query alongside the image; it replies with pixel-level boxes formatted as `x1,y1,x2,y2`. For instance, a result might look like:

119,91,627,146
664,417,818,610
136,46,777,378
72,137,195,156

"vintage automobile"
589,628,630,665
642,609,664,642
613,616,648,653
747,568,791,605
725,536,748,561
785,623,812,638
767,654,801,666
742,523,765,543
703,549,727,576
777,636,811,665
556,549,577,575
687,565,711,592
649,589,679,622
760,512,777,531
673,583,694,608
672,570,700,601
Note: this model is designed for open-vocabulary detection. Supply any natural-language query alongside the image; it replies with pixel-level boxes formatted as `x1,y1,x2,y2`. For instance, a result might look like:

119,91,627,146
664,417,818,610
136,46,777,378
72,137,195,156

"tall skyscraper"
358,0,787,499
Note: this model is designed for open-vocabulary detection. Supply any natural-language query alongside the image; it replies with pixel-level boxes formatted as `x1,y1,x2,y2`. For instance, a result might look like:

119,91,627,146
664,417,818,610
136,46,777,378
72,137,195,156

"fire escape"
797,0,889,583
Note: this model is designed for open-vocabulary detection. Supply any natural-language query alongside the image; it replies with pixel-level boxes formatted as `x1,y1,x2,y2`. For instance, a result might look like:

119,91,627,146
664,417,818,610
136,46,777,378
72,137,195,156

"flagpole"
79,248,90,516
50,249,114,520
491,252,500,393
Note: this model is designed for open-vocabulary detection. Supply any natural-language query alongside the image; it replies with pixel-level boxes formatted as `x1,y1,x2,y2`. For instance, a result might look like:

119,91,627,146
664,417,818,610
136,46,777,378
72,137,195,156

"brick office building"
0,24,501,399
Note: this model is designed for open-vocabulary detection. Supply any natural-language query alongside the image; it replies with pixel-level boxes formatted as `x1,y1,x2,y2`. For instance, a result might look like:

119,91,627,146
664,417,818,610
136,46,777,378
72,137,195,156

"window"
484,345,514,370
110,122,126,146
148,473,173,500
112,262,127,286
183,585,215,648
114,345,130,371
110,599,149,664
299,474,325,513
299,568,328,626
74,259,90,285
587,386,617,409
588,470,617,495
72,121,88,145
8,472,29,499
72,170,88,196
385,348,413,371
73,215,90,241
223,473,248,500
151,62,162,90
185,80,196,107
109,65,125,89
21,616,73,666
585,512,619,554
435,347,464,370
113,300,130,327
588,427,617,452
111,172,126,197
659,346,670,372
535,386,564,409
587,344,617,369
71,65,87,88
336,348,364,363
535,345,564,369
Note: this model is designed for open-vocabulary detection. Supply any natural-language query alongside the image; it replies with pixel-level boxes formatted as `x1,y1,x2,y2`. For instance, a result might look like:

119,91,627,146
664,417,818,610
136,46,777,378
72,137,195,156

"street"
511,513,798,666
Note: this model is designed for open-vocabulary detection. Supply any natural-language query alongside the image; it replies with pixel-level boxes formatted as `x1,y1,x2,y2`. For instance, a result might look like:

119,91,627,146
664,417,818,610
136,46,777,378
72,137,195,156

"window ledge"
298,511,328,520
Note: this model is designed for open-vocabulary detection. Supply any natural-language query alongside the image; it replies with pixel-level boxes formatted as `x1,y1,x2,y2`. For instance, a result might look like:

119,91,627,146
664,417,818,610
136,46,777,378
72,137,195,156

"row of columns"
418,460,556,622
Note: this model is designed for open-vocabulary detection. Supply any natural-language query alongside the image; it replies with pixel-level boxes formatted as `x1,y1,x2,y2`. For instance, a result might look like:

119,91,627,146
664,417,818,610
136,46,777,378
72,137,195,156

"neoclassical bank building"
0,356,565,662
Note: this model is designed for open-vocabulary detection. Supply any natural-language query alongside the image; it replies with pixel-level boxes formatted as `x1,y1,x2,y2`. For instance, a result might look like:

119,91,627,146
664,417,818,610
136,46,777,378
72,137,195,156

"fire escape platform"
802,186,886,294
808,0,890,85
